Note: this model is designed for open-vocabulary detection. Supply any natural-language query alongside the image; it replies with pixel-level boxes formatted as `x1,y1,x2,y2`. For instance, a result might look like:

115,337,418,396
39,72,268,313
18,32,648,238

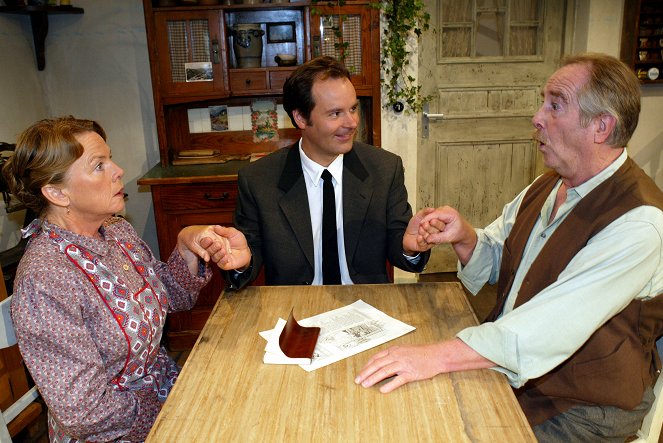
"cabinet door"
309,5,378,89
154,11,229,98
309,5,381,145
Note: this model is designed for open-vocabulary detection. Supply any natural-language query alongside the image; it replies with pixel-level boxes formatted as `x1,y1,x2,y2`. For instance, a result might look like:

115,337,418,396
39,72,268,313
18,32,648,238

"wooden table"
147,283,535,442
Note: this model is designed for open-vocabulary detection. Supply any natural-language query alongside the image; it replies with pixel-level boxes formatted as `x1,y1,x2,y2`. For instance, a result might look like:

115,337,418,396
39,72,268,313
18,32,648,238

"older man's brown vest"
485,157,663,426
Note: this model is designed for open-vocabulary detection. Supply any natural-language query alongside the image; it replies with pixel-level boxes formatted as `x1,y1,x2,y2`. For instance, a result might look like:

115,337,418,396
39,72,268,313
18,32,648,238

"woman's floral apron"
30,222,177,443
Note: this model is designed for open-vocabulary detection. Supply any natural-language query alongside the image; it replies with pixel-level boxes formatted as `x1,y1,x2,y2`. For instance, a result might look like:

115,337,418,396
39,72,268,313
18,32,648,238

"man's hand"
418,206,478,265
402,207,436,255
354,338,495,393
207,225,252,271
176,225,251,275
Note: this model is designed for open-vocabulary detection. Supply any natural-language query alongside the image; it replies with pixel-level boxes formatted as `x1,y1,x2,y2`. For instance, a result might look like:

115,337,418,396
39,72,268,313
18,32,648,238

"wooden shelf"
621,0,663,83
0,5,84,70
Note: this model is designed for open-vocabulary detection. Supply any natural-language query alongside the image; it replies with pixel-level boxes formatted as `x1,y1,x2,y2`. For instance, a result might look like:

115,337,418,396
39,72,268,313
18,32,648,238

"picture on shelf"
209,105,229,131
185,62,213,82
267,22,296,43
251,99,279,143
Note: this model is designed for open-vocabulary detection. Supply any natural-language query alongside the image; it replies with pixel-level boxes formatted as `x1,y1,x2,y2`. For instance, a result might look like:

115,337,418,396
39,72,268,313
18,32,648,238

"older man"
355,53,663,442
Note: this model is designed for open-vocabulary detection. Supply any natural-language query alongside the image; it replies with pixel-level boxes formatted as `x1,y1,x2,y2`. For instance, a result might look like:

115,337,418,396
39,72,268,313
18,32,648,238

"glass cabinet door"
154,11,228,98
310,5,377,88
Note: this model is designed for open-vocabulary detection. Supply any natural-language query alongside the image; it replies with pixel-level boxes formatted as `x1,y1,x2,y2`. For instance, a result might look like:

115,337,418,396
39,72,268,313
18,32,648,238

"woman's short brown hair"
1,116,106,214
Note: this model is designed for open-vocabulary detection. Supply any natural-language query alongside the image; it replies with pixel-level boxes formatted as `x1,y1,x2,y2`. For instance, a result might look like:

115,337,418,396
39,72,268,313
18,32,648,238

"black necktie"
321,169,341,284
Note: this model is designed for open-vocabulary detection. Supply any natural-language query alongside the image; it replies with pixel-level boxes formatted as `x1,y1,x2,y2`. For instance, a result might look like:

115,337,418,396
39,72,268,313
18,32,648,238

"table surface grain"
146,282,535,442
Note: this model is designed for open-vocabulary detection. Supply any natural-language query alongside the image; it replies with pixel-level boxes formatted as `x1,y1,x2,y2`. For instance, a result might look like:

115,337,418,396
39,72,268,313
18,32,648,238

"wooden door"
418,0,566,271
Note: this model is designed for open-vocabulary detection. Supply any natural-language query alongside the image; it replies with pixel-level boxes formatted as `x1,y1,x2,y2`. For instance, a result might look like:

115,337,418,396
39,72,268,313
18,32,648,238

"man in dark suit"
211,56,433,288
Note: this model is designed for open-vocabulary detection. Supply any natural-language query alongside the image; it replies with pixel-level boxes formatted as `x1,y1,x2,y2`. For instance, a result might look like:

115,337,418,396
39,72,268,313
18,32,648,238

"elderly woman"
2,117,225,442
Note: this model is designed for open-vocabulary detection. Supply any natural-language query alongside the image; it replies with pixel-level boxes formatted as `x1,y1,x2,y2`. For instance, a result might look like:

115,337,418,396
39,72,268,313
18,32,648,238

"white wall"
0,0,160,255
0,14,47,251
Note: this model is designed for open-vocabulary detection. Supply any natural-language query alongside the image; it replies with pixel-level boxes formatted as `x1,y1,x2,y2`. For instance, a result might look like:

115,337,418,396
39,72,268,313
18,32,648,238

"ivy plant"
373,0,432,113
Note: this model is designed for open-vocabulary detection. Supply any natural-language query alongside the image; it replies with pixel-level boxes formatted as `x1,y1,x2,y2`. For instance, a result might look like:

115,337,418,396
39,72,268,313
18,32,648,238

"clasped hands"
178,206,476,275
403,206,477,260
175,225,252,275
177,208,485,393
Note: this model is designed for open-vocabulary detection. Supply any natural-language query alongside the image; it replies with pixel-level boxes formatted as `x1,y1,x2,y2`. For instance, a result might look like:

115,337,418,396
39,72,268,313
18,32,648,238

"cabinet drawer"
269,70,292,91
230,72,268,92
159,183,238,211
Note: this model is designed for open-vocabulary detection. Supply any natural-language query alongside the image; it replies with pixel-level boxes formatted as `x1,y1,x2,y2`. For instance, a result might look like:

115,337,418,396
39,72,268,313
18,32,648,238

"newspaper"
259,299,415,372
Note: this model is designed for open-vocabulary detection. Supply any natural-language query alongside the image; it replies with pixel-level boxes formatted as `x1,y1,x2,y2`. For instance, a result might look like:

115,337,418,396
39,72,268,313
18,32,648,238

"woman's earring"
66,206,70,215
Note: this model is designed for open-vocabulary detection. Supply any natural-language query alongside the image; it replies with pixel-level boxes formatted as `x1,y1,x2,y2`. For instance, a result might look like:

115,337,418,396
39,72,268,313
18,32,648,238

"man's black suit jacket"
227,142,430,288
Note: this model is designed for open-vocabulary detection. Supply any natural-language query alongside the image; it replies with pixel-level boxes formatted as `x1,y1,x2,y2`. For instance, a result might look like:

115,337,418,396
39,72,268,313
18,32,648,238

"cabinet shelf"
621,0,663,83
0,5,84,70
153,2,310,11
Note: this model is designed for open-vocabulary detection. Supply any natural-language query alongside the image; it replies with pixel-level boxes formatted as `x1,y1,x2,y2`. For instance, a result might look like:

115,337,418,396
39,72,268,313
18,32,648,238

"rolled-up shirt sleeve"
457,184,528,295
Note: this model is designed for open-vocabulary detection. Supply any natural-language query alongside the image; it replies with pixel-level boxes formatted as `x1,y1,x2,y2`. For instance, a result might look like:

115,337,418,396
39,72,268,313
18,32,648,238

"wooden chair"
633,338,663,443
0,267,42,443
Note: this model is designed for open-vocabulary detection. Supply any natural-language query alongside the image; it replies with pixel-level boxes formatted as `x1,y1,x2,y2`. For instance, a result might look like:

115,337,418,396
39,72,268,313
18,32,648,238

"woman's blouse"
11,217,211,442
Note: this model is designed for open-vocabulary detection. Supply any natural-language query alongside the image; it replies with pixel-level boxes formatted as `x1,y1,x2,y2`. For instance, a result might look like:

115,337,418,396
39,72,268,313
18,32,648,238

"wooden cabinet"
621,0,663,83
140,0,381,349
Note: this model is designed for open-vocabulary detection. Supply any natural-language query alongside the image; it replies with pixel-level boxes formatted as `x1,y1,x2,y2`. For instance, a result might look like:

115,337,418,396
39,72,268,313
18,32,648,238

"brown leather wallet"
279,309,321,359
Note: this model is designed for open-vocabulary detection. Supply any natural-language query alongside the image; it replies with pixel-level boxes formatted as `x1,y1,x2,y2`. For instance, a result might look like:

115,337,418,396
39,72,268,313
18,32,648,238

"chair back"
1,295,40,443
633,337,663,443
0,295,17,348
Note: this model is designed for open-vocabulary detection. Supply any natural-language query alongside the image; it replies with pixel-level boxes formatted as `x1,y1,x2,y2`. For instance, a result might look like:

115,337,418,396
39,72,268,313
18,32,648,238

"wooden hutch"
621,0,663,83
138,0,381,350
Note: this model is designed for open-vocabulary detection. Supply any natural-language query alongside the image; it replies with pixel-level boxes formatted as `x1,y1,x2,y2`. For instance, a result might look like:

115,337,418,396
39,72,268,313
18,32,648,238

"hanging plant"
374,0,432,113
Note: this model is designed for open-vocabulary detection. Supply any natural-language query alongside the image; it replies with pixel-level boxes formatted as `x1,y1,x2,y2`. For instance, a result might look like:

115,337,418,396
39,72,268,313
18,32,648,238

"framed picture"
209,105,228,132
267,22,296,43
185,62,213,82
251,99,279,143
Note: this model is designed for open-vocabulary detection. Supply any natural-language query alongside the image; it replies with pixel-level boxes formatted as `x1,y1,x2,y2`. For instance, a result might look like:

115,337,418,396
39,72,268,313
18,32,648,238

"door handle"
204,192,229,201
421,103,444,138
212,39,220,64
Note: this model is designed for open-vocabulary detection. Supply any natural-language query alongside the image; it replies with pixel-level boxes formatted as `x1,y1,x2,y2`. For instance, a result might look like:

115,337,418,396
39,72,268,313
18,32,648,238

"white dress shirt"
299,145,354,284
